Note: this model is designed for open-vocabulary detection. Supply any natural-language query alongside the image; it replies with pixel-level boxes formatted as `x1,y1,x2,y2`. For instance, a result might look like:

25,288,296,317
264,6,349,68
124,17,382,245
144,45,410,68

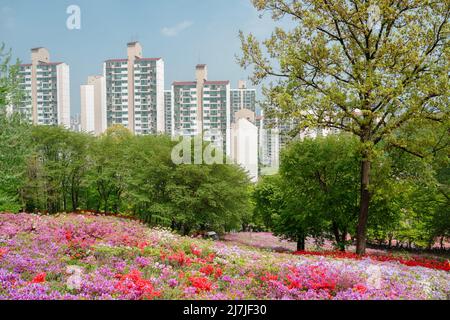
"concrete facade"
18,48,70,127
104,42,164,135
230,80,256,123
80,75,106,135
172,65,231,155
231,109,259,182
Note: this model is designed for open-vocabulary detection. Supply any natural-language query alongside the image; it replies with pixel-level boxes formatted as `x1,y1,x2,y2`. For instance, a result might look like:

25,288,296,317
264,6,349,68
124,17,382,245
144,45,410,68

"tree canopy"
240,0,449,254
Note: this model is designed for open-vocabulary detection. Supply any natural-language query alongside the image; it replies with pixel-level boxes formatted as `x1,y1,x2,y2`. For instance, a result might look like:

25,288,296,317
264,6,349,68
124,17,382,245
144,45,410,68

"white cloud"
161,20,193,37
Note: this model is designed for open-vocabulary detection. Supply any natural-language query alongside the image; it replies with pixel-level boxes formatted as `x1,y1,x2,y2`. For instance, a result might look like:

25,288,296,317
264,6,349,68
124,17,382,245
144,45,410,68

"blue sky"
0,0,291,116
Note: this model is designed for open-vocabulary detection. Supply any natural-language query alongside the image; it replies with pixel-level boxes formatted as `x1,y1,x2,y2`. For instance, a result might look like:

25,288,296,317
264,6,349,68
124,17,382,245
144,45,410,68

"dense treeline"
253,133,449,251
0,118,252,234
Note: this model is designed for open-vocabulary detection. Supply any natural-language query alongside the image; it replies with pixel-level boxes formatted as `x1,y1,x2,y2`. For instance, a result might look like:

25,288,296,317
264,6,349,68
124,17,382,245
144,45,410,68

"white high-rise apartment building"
80,75,107,135
172,64,231,155
17,47,70,127
164,90,173,134
256,113,280,170
230,80,256,123
103,42,164,135
231,109,259,182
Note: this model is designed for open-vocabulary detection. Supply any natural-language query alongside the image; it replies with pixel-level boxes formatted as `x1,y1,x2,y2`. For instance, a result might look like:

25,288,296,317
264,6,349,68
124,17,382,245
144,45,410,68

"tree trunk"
341,229,347,252
171,219,176,231
296,236,305,251
332,221,340,245
72,188,78,212
332,221,345,251
63,189,67,212
356,158,371,255
182,224,191,236
71,175,79,212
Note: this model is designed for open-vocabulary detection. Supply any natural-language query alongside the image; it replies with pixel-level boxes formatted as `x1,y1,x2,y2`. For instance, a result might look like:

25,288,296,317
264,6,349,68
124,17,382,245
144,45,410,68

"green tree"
253,175,285,230
239,0,449,254
0,116,31,212
0,43,23,110
375,118,450,248
21,126,93,213
122,134,176,223
280,134,361,250
86,125,132,213
168,152,251,235
0,44,31,212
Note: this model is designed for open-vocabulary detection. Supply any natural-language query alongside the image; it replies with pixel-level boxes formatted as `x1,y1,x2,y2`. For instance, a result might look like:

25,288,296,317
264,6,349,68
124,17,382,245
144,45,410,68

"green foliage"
240,0,449,253
253,135,361,250
368,118,450,248
281,134,361,250
167,154,251,235
254,132,449,250
253,175,284,230
0,44,32,212
2,121,252,234
0,43,23,110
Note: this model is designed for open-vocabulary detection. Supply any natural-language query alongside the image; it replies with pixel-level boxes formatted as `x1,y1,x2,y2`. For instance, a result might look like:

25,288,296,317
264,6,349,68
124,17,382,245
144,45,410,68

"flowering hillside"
0,213,448,300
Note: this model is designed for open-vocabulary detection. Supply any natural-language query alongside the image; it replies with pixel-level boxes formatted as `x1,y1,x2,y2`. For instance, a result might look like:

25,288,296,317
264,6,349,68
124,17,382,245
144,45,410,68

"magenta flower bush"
0,213,448,300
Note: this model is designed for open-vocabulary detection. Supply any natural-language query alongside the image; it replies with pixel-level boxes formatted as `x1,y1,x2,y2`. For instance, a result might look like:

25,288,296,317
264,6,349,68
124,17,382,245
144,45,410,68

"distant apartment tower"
17,47,70,127
257,114,337,174
257,113,280,170
172,64,231,155
70,114,81,132
80,75,107,135
164,90,173,134
103,42,164,135
230,80,256,123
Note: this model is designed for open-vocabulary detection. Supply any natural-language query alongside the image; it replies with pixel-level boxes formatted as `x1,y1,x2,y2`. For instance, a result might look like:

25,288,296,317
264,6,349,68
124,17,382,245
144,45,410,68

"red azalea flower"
285,274,302,289
189,276,212,293
160,251,167,262
190,245,202,257
121,235,132,246
307,266,336,291
195,257,208,265
32,272,46,283
353,283,368,294
214,267,223,279
0,247,8,258
65,230,72,241
137,241,149,253
199,265,215,276
115,269,160,300
143,290,161,300
168,251,192,267
260,272,278,282
206,253,215,262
